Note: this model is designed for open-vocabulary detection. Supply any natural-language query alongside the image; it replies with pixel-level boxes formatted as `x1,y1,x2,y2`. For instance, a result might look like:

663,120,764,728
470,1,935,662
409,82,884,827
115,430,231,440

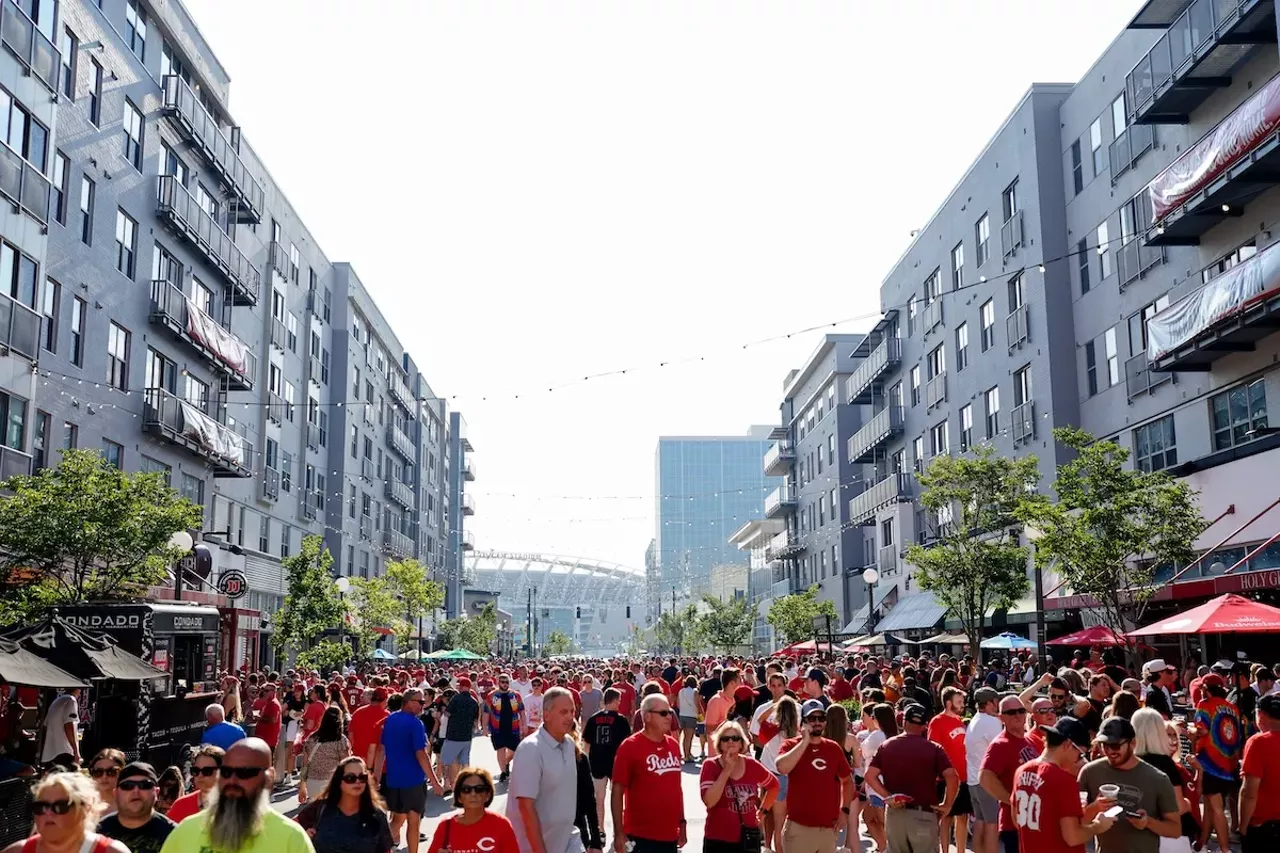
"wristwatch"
841,806,851,815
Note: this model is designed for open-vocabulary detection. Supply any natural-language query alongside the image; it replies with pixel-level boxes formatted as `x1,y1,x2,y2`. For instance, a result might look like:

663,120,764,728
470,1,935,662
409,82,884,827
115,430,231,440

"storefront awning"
919,632,970,645
874,591,948,633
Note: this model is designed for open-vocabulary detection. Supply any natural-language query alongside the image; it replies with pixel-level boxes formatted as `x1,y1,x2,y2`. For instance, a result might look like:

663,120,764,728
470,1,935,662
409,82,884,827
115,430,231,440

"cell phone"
1102,805,1123,818
1124,810,1143,819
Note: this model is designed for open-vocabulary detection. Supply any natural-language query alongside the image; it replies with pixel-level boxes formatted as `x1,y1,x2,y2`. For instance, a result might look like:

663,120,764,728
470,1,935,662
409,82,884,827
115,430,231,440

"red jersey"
787,676,806,694
349,703,389,765
615,681,637,718
1242,730,1280,826
981,731,1039,831
698,756,777,842
926,712,967,780
251,697,282,749
166,791,203,823
345,686,363,708
1011,759,1085,853
780,736,851,828
828,679,854,702
427,810,519,853
611,732,685,842
1025,726,1046,755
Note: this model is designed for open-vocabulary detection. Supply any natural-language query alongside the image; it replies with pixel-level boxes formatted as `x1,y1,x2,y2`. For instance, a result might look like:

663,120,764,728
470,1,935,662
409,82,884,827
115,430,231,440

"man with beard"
160,738,314,853
97,763,174,853
1078,717,1180,853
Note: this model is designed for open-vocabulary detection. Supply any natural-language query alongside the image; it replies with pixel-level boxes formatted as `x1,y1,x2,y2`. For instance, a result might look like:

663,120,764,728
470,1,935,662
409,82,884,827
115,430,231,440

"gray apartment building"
0,0,468,667
857,0,1280,641
444,409,475,618
757,334,871,628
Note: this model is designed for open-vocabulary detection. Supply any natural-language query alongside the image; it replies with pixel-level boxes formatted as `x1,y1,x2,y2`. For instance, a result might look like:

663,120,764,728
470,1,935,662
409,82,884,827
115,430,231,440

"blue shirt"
380,710,428,788
202,721,247,751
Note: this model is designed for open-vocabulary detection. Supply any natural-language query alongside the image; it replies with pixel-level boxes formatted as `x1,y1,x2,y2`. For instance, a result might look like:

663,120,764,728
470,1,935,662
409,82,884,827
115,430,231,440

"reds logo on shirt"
646,750,682,775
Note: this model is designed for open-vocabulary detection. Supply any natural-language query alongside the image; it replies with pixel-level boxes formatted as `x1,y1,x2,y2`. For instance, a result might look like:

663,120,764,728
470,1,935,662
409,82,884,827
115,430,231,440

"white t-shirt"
677,687,697,717
749,701,773,738
860,729,886,769
524,692,544,729
965,712,1003,785
41,693,78,762
511,679,531,697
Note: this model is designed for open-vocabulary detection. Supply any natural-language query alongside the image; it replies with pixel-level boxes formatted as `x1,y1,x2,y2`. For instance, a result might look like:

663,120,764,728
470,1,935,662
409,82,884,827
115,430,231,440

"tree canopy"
767,585,838,644
274,535,347,661
696,594,755,653
543,629,575,656
438,601,497,655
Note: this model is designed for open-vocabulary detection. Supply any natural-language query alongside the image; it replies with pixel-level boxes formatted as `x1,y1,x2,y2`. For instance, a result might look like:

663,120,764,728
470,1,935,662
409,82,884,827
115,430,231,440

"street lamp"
862,567,879,634
168,530,194,601
335,576,352,663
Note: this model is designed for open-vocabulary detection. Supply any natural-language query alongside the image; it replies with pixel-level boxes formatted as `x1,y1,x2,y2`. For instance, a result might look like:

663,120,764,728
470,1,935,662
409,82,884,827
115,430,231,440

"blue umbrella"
369,648,395,660
980,632,1037,650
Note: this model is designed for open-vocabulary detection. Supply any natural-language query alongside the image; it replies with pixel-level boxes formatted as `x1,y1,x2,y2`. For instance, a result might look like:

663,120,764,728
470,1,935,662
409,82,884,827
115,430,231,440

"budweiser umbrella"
1129,594,1280,636
1046,625,1128,647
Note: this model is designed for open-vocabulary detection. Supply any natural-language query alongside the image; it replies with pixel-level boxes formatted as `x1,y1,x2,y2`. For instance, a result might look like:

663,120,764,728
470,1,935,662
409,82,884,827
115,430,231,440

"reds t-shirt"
615,681,637,718
698,756,777,843
345,686,363,708
780,735,852,828
611,732,685,842
426,810,519,853
927,713,967,782
1242,729,1280,826
981,731,1039,831
252,697,282,749
1011,759,1085,853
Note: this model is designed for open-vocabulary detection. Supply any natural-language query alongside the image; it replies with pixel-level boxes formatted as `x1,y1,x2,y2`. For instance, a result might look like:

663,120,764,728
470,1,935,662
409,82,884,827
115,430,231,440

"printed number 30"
1013,790,1041,831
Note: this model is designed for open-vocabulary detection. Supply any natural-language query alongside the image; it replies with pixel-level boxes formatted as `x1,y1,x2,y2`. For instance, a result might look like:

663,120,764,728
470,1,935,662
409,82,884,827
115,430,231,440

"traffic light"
575,607,581,619
626,606,631,618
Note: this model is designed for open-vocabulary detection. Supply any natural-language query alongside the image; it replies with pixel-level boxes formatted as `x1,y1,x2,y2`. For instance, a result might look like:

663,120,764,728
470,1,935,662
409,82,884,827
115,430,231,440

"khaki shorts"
784,821,837,853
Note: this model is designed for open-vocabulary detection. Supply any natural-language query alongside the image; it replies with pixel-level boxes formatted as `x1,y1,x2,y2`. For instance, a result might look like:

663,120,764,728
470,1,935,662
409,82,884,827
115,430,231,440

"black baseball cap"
903,704,927,725
1260,694,1280,719
1095,717,1136,745
118,761,158,783
1042,718,1090,750
806,668,827,686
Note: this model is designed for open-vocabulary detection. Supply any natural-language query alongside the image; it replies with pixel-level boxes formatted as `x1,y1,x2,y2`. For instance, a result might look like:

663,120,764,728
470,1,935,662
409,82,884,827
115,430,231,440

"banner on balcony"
179,400,247,468
1147,243,1280,361
185,298,249,375
1147,73,1280,222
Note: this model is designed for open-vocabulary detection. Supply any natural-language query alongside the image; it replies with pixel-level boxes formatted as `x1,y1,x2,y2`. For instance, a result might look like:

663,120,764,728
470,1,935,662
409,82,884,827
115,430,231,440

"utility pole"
527,587,533,656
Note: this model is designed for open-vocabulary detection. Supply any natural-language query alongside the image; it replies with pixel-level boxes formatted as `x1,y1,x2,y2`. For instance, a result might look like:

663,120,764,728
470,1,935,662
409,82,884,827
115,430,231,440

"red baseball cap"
458,677,472,689
371,687,388,702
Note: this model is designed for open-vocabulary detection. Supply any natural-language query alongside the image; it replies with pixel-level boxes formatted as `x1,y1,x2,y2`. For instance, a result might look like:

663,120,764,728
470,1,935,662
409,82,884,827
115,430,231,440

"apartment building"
444,409,475,618
859,0,1280,640
11,0,463,666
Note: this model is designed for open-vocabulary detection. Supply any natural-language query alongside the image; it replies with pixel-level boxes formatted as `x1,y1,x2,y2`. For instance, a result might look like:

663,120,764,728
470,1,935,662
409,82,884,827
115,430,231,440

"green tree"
907,446,1039,653
438,602,497,655
696,595,754,653
295,640,351,673
0,449,204,625
345,577,405,660
766,585,837,645
1020,427,1206,665
384,558,445,643
274,536,347,664
543,629,575,656
654,604,700,654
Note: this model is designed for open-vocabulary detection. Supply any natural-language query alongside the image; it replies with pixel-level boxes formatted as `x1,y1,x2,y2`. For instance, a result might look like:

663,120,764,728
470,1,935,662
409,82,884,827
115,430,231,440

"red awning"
1046,625,1128,647
1129,593,1280,636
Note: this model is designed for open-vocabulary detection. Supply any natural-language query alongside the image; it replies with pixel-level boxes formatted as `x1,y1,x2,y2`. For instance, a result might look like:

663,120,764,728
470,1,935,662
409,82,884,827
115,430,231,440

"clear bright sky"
184,0,1144,569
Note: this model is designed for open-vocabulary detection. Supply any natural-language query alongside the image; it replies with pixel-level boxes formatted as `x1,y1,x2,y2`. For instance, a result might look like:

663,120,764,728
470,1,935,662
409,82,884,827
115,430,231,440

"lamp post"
861,567,880,634
335,576,351,663
1024,525,1047,663
168,530,194,601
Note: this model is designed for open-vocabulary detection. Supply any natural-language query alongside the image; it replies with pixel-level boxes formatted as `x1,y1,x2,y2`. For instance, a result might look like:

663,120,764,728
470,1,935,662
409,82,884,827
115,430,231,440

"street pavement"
267,732,874,852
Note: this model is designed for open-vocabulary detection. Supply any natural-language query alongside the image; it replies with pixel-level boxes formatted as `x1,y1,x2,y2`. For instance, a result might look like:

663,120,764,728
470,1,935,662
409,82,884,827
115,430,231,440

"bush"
837,697,861,720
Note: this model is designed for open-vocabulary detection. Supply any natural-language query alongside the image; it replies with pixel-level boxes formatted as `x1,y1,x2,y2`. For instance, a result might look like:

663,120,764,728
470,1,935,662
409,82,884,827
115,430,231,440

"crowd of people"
6,647,1280,853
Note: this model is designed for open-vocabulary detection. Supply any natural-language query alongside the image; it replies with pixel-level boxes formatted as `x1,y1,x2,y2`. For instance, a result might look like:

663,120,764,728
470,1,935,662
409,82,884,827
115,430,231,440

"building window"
146,347,175,393
259,516,270,554
281,524,292,558
51,150,67,224
930,420,949,457
1013,366,1032,407
1085,341,1099,397
1070,139,1083,195
907,295,919,336
115,209,137,277
160,40,187,82
80,176,94,245
1008,272,1024,312
62,421,77,453
284,382,296,422
106,322,129,390
286,313,298,352
70,296,85,366
955,322,969,371
88,59,102,126
975,213,990,267
101,439,123,468
979,299,995,351
0,243,37,309
1211,379,1267,451
909,365,921,407
1111,93,1127,138
818,495,825,526
959,404,973,451
984,386,1000,439
60,27,77,100
125,0,147,61
184,374,208,410
32,410,49,470
951,242,964,290
927,344,945,380
1002,180,1019,222
140,454,169,485
1104,327,1119,387
122,100,143,170
1202,241,1257,285
1077,238,1090,294
1097,221,1111,279
1128,295,1171,358
41,277,57,353
163,142,188,187
1090,117,1104,176
281,451,292,492
180,472,204,507
1134,416,1177,473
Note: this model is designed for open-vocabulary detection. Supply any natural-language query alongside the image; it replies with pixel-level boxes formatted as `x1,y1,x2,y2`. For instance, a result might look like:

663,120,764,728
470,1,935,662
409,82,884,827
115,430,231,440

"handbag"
737,803,764,853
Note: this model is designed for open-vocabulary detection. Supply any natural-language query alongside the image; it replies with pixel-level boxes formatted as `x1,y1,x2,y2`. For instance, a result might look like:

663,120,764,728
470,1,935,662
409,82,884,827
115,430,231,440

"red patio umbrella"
774,639,839,656
1128,594,1280,636
1046,625,1128,647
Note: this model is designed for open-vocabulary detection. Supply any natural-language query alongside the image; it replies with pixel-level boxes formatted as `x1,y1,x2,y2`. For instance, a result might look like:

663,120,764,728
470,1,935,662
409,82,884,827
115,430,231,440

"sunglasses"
1002,708,1027,716
645,709,672,717
31,800,73,816
341,773,369,784
192,765,220,777
1049,693,1069,701
719,735,743,743
219,767,265,779
807,715,827,723
1100,740,1131,751
458,783,490,795
90,767,120,778
118,780,156,792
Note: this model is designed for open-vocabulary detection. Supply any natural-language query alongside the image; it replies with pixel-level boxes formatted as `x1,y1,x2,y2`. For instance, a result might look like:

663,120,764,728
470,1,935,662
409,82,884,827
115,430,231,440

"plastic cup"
1099,784,1120,800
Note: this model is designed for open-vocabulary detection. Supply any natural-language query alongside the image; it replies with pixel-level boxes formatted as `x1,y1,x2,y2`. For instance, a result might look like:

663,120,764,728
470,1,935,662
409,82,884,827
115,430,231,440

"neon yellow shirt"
159,806,315,853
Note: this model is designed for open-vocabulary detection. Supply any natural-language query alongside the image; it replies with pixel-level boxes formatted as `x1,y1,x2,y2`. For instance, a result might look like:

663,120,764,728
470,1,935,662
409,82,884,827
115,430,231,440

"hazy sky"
184,0,1143,569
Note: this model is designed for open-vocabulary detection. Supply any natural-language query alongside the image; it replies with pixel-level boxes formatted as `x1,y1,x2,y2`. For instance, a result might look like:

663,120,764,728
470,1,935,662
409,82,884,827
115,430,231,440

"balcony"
385,479,415,510
359,516,372,542
383,528,413,560
846,337,902,404
1011,400,1036,444
0,444,30,479
923,298,943,333
1117,241,1166,288
389,373,413,410
266,391,284,426
925,372,947,409
764,483,799,518
0,0,59,95
380,423,411,459
1110,123,1157,183
1126,351,1177,398
1128,0,1196,28
308,353,323,386
142,387,251,478
156,176,261,305
300,490,319,522
461,492,475,516
268,242,295,282
877,544,900,577
307,422,321,451
149,280,256,391
1147,239,1280,371
1006,304,1030,350
161,74,264,222
764,529,806,561
847,405,905,464
1125,0,1275,126
763,441,796,476
261,466,279,502
0,139,48,226
849,473,913,526
461,529,475,551
361,458,375,481
463,456,476,481
0,290,39,362
1000,210,1024,260
270,317,288,351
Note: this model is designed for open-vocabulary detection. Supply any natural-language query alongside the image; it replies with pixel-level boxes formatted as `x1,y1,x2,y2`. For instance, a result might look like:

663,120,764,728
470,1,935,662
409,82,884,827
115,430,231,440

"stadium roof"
464,551,644,606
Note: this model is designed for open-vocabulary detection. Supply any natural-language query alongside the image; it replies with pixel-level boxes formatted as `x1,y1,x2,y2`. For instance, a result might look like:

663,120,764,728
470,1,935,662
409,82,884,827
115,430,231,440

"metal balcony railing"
266,391,284,426
925,372,947,409
309,354,323,385
0,290,39,362
0,444,31,479
0,0,59,95
156,176,260,305
149,280,256,391
1110,123,1156,183
848,473,913,526
361,458,375,481
1117,240,1165,288
846,338,902,404
463,456,476,481
1006,304,1029,350
361,402,374,427
461,529,475,550
877,544,899,576
764,529,805,561
923,298,943,333
261,466,279,502
847,405,904,464
387,424,415,460
268,242,295,282
270,317,287,351
1001,210,1024,259
161,74,264,222
389,373,413,410
764,482,798,518
385,479,414,509
383,528,413,559
0,138,48,226
142,387,251,478
461,493,475,516
763,441,796,476
307,422,321,451
301,491,318,521
1125,351,1176,399
359,516,372,542
1011,400,1036,444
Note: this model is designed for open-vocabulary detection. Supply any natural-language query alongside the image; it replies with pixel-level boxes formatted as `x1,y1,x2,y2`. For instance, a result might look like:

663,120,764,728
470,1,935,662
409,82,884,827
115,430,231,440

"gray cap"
801,699,827,719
